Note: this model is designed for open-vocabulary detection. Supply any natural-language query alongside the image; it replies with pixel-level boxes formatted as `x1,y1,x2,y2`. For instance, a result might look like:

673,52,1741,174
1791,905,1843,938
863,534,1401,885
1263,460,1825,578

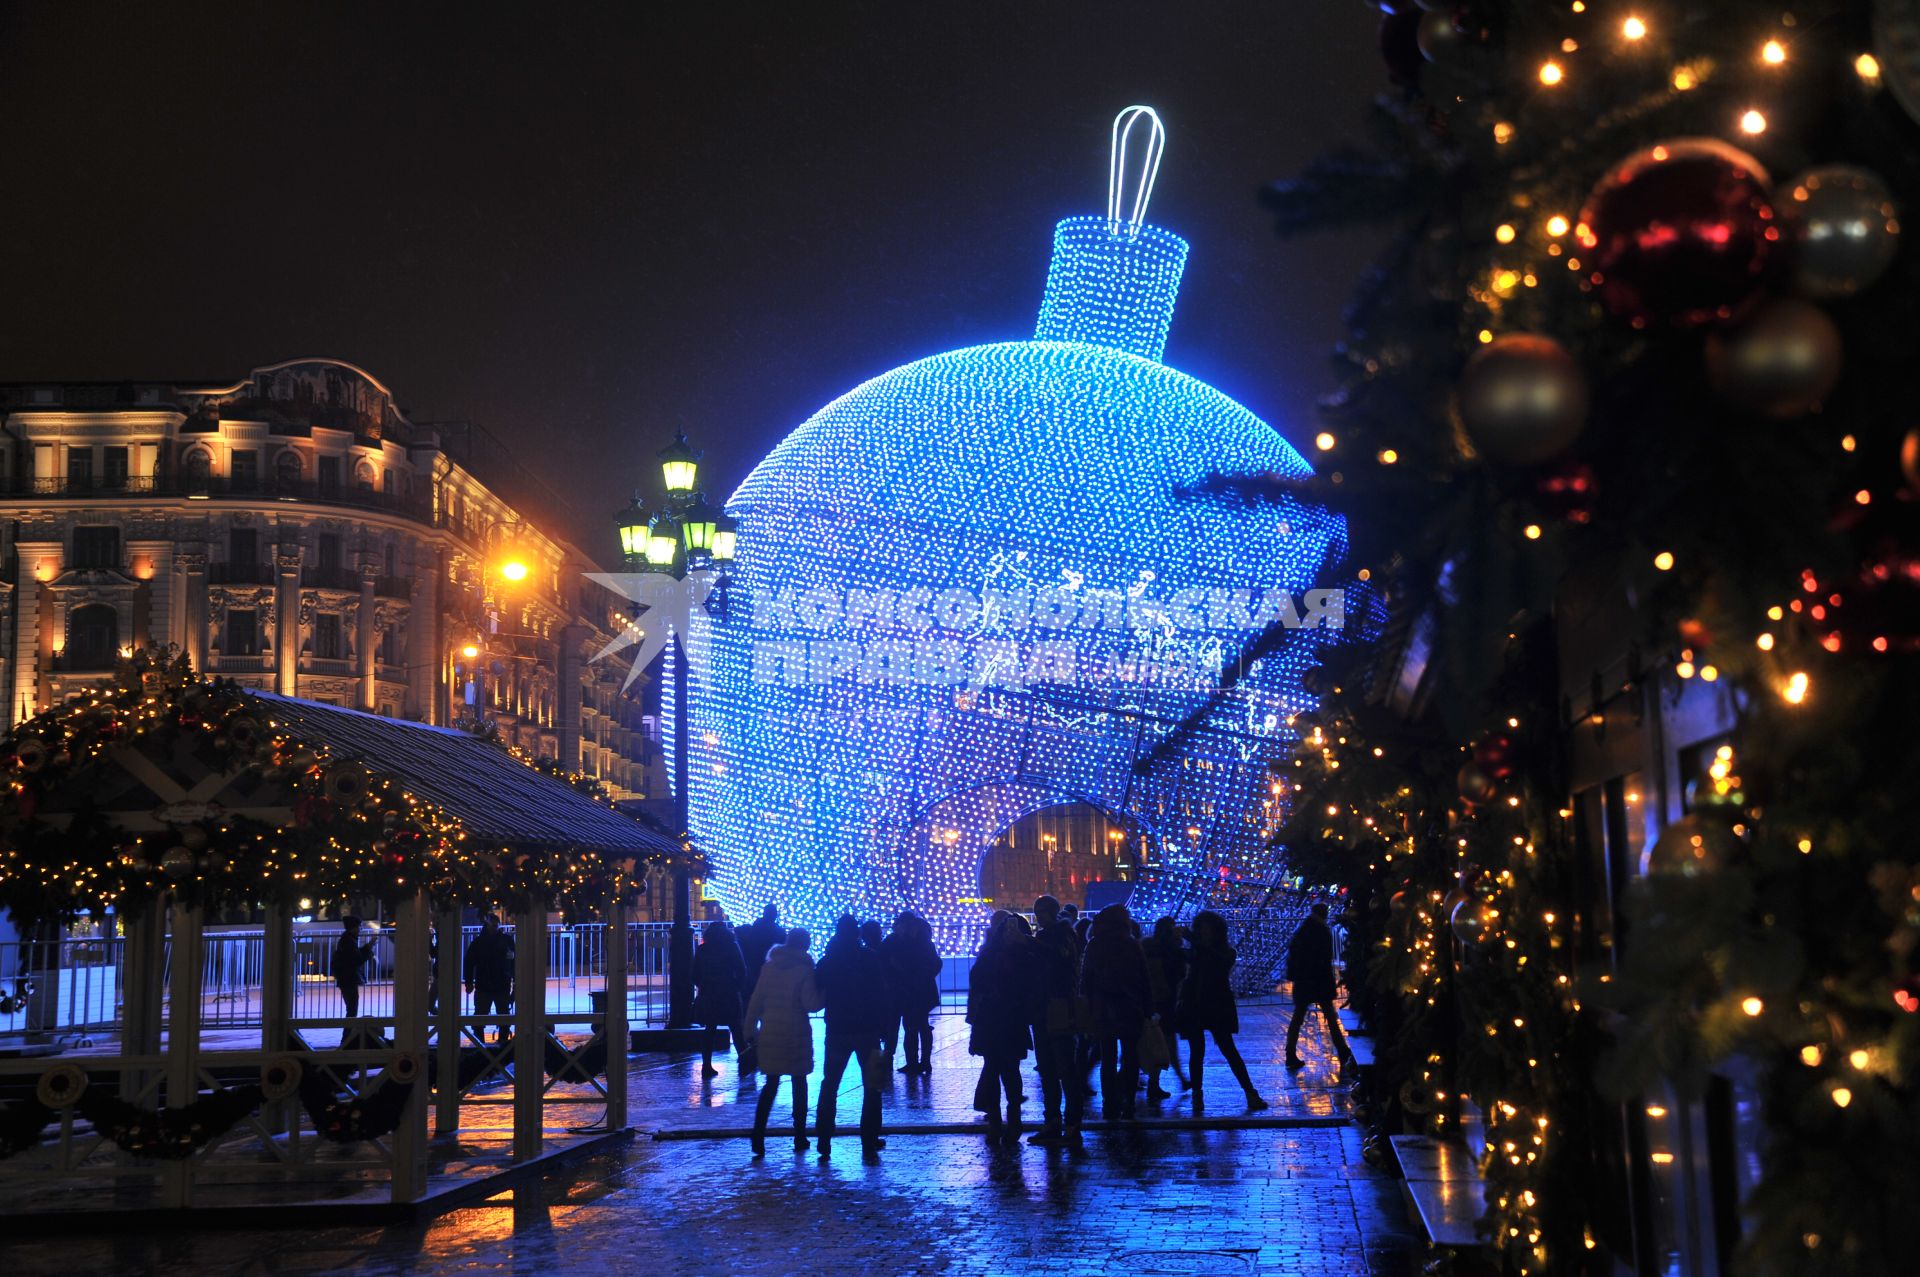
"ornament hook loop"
1107,105,1165,238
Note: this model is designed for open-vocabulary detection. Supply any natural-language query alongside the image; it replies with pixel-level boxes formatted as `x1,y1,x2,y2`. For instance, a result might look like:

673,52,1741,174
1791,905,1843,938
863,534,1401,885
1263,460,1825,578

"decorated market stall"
0,650,694,1214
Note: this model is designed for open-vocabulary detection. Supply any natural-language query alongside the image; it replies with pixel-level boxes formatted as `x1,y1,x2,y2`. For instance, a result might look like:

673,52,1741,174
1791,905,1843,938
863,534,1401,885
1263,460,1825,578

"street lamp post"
456,520,532,734
617,432,736,1032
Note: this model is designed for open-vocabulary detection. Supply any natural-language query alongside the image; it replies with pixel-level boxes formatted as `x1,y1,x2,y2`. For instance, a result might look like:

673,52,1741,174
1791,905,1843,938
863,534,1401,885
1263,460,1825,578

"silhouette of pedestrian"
745,927,821,1158
1025,895,1085,1146
333,916,376,1020
1178,910,1268,1110
1141,915,1190,1100
465,913,516,1045
882,911,941,1075
1081,904,1150,1121
968,911,1033,1145
692,915,749,1079
814,916,891,1160
737,903,787,998
1285,902,1355,1077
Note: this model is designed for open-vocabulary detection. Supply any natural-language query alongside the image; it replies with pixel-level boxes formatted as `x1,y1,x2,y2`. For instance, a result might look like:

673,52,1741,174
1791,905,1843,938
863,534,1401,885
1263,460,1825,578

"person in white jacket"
744,929,822,1157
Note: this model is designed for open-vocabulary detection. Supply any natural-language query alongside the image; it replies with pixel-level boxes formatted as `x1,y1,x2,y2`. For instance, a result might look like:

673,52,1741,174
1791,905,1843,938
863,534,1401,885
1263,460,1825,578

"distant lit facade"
0,358,661,803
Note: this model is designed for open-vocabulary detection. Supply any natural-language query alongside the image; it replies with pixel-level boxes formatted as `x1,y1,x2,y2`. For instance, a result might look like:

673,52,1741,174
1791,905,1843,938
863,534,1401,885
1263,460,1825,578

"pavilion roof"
250,693,679,858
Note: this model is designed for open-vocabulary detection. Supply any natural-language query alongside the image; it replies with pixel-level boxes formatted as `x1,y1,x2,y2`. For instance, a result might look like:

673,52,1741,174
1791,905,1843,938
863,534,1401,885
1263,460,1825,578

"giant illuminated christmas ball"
686,110,1359,950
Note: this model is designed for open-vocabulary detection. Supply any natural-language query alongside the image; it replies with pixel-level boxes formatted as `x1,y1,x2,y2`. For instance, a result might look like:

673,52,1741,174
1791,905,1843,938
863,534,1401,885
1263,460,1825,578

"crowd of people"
691,896,1352,1162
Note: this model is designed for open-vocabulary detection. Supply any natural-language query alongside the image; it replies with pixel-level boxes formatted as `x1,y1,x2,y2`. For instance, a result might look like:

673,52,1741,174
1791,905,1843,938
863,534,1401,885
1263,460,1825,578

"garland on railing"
75,1083,266,1161
0,978,31,1016
297,1065,417,1144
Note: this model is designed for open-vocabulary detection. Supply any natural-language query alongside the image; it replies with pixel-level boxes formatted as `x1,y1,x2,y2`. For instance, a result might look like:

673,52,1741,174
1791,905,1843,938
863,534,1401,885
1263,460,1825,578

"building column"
275,543,303,696
357,566,378,711
557,623,586,771
407,544,441,725
10,544,59,724
177,549,209,675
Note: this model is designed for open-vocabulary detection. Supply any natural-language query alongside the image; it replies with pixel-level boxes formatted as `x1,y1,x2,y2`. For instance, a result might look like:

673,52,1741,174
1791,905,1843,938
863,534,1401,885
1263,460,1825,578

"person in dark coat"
967,911,1033,1144
881,911,941,1075
1285,901,1355,1076
1026,895,1085,1145
692,916,749,1079
333,916,376,1019
1141,915,1190,1100
745,929,820,1157
813,915,893,1159
736,903,787,998
1080,904,1150,1121
1178,910,1268,1109
465,912,516,1044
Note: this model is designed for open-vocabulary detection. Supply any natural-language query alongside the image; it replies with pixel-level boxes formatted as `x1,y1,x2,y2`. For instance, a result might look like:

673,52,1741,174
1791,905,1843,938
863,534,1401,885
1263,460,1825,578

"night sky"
0,1,1384,557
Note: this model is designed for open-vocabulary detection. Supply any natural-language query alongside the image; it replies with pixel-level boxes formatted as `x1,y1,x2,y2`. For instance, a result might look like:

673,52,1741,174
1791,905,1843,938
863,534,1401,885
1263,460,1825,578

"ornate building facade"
0,358,660,802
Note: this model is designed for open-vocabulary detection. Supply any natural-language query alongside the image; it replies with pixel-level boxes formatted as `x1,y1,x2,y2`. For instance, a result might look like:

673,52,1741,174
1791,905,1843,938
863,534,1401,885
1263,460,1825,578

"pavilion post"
261,902,293,1133
162,898,204,1209
512,905,547,1161
118,903,165,1106
604,899,629,1129
389,890,429,1202
433,905,464,1135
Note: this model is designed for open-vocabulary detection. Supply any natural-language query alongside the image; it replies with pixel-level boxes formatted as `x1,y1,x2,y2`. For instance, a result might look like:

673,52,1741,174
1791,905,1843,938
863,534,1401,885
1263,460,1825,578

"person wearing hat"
333,916,376,1019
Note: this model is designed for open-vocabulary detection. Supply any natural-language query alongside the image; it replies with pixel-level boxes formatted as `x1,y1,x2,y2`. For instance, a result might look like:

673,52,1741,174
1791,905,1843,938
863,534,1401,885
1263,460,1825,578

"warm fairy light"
1494,121,1515,144
1854,489,1872,506
1761,39,1787,65
1740,109,1768,135
1784,671,1810,704
1801,1044,1824,1066
1654,551,1674,571
1545,214,1571,237
1757,633,1774,651
1496,223,1517,244
1478,328,1494,343
1524,524,1543,540
1672,66,1697,90
1378,449,1399,464
1699,664,1719,682
1539,61,1565,86
1767,605,1785,621
1849,1049,1870,1070
1841,434,1857,452
1676,660,1696,679
1493,269,1520,292
1741,997,1764,1016
1857,52,1882,80
1831,1086,1852,1108
1314,431,1335,451
1798,838,1813,854
1622,15,1647,40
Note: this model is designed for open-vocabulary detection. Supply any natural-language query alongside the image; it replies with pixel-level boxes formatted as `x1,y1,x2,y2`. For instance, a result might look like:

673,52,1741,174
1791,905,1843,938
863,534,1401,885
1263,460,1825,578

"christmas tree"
1240,2,1920,1272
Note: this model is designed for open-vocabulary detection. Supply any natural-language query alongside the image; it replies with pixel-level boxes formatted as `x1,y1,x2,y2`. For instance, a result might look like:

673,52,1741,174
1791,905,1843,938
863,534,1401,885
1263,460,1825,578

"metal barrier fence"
0,921,710,1040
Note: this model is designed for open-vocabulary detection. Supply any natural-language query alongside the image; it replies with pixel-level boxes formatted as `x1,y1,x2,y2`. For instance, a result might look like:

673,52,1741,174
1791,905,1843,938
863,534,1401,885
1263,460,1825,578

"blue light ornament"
687,108,1360,951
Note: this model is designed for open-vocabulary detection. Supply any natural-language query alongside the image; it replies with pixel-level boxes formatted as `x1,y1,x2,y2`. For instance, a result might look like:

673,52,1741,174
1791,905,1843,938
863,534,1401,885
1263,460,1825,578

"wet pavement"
11,999,1421,1276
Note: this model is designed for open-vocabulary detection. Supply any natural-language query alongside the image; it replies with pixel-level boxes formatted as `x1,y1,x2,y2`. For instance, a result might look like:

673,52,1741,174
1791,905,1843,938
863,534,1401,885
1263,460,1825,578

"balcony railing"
209,561,276,586
3,475,438,525
300,565,362,591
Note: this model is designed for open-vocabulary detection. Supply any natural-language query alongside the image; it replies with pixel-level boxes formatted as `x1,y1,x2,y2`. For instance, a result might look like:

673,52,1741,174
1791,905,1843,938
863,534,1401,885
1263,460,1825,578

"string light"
1761,39,1787,65
1783,671,1810,704
690,202,1356,950
1622,15,1647,40
1539,61,1565,86
1673,66,1697,90
1524,524,1543,540
1654,551,1675,571
1741,109,1768,135
1856,52,1882,81
1496,223,1517,244
1545,214,1570,237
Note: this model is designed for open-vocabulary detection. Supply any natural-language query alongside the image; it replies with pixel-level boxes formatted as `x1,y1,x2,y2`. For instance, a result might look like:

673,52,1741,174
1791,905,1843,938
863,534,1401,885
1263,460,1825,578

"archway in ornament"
897,777,1157,953
976,800,1141,914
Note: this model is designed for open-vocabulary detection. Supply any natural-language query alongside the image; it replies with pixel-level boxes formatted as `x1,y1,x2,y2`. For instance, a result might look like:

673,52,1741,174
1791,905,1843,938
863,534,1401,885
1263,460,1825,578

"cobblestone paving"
13,1000,1419,1275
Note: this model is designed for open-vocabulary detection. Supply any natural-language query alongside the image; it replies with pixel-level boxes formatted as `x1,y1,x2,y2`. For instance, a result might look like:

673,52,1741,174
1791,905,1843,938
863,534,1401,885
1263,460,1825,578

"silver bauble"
1455,334,1590,465
1706,299,1843,419
1780,165,1901,299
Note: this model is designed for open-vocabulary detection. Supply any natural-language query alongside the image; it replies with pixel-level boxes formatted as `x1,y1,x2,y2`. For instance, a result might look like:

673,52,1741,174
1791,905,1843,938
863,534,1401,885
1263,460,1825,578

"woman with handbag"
744,928,823,1157
1140,915,1190,1101
1177,910,1269,1111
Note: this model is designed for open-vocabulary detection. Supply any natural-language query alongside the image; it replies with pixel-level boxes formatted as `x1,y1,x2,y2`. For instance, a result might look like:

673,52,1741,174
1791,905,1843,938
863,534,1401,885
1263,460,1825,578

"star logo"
584,572,714,691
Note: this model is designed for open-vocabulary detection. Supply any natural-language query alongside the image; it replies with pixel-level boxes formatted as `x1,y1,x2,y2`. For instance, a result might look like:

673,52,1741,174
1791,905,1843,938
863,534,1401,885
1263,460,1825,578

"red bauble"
1821,552,1920,654
1578,138,1781,328
1472,734,1517,779
1533,460,1596,523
